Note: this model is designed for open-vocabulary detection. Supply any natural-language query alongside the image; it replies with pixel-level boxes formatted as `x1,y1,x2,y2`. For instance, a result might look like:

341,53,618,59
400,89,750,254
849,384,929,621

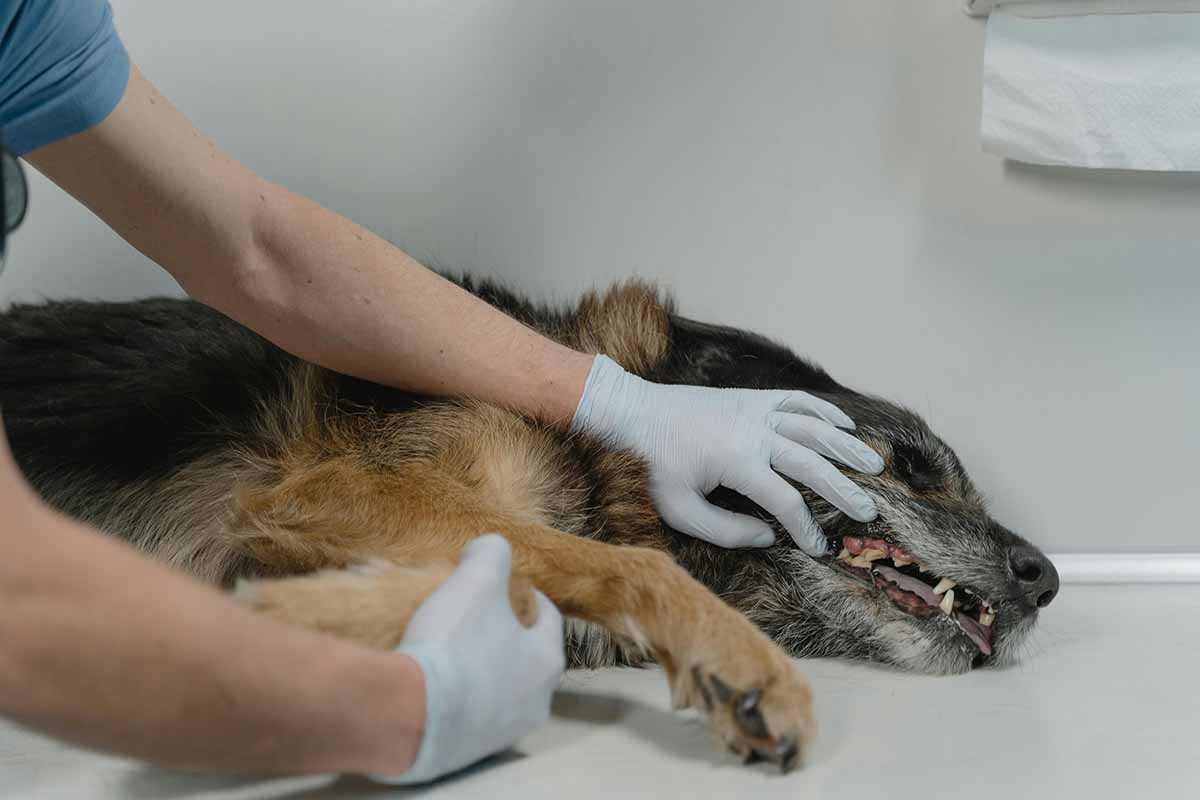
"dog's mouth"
824,533,996,658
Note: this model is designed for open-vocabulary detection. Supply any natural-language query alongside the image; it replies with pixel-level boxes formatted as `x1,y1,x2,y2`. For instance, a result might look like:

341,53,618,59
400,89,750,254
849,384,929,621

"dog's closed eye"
891,444,940,491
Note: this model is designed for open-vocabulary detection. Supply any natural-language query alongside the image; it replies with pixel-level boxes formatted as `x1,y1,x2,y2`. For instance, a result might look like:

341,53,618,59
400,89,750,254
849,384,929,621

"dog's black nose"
1008,545,1059,609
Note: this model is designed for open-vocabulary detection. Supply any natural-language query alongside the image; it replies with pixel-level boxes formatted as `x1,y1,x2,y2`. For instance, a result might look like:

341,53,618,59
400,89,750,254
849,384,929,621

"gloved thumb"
529,591,565,638
457,533,513,580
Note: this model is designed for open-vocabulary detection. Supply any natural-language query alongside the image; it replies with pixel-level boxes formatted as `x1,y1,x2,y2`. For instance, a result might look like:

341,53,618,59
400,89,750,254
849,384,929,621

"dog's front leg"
225,460,813,771
237,528,813,772
504,528,814,771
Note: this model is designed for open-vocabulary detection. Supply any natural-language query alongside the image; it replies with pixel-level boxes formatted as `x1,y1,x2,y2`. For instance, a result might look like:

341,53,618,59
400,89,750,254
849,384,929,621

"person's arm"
25,63,881,554
0,422,425,775
25,65,593,424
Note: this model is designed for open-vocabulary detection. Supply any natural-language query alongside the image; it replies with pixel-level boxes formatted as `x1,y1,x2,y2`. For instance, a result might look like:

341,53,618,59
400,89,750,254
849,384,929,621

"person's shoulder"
0,0,131,156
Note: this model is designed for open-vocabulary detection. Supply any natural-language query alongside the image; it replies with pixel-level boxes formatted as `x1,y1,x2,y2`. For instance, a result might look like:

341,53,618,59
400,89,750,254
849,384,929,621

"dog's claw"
776,736,800,773
738,687,762,715
709,673,734,704
691,666,713,710
688,668,806,774
734,687,769,739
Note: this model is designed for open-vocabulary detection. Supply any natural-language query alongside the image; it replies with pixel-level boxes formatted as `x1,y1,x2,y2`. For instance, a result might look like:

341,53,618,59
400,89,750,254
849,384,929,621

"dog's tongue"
873,565,993,656
873,564,939,607
955,611,993,656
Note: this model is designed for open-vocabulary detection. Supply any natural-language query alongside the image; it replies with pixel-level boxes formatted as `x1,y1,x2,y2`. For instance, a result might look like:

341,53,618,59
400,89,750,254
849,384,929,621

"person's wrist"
570,354,648,437
523,345,594,426
332,649,426,777
387,652,427,775
380,643,447,783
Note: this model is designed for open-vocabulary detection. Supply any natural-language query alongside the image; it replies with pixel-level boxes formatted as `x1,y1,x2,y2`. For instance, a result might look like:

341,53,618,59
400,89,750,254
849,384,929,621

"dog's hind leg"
228,458,814,770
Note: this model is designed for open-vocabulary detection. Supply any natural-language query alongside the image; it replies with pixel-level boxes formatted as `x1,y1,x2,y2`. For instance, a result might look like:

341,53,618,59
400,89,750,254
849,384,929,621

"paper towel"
981,9,1200,170
968,0,1200,16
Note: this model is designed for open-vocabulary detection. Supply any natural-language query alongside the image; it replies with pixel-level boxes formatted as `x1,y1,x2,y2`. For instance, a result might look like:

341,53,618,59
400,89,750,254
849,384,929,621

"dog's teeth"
892,555,913,567
918,563,930,573
837,547,850,561
939,589,955,616
932,577,957,595
979,609,996,626
848,548,888,569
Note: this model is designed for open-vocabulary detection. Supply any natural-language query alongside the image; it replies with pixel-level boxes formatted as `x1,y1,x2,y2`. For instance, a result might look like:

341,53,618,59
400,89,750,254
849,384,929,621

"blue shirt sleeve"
0,0,131,156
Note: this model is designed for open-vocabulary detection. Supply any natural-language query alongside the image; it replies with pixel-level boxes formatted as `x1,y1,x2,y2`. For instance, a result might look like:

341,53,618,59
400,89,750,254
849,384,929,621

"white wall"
3,1,1197,552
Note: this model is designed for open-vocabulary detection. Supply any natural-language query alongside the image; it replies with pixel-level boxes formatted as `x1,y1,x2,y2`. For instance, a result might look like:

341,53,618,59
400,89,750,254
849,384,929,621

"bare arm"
0,422,424,775
25,65,593,424
6,62,567,772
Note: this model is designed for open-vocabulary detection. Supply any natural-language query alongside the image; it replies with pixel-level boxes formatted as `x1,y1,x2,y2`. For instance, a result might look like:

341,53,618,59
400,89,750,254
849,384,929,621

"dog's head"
659,317,1057,675
696,394,1057,675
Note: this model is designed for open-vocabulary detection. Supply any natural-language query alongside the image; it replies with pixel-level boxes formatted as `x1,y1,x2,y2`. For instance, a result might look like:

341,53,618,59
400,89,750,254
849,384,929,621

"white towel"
978,7,1200,170
967,0,1200,16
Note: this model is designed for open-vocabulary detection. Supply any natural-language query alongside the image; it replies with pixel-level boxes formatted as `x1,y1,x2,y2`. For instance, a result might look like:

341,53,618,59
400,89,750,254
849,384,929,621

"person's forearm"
0,435,423,775
230,181,594,423
26,65,593,424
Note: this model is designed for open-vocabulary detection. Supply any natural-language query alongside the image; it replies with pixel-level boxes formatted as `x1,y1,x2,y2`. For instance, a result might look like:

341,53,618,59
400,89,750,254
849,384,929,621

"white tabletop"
3,583,1196,799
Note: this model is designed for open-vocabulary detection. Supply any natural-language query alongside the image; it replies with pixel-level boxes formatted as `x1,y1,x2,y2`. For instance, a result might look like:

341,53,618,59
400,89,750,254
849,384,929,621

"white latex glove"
572,355,884,555
372,534,565,785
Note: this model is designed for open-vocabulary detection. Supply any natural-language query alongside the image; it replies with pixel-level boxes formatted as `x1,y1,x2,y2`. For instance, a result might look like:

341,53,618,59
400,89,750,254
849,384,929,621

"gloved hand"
371,534,565,785
572,355,884,555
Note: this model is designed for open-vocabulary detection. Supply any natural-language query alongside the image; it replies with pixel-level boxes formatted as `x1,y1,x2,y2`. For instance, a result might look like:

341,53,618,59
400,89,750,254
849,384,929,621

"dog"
0,278,1059,772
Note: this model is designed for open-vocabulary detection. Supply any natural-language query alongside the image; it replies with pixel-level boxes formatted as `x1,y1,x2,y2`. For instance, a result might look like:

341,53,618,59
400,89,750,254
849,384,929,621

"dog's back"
0,299,295,517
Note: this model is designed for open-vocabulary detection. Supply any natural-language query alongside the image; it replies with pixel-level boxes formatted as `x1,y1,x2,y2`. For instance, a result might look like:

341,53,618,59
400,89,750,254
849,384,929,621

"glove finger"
775,391,857,430
426,533,513,618
771,438,878,522
770,413,884,474
528,591,567,673
455,533,513,583
729,466,827,557
529,591,565,639
659,491,776,548
401,536,512,643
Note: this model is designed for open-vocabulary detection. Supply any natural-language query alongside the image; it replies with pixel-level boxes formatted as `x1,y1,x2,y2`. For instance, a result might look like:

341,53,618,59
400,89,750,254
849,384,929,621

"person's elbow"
175,184,292,326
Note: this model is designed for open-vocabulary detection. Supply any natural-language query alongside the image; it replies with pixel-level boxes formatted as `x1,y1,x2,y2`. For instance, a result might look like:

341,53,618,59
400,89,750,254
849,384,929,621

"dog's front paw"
670,636,814,772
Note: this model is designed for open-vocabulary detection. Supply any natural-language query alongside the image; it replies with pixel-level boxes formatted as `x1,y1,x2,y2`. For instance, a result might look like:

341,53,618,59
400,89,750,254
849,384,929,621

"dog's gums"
827,534,995,656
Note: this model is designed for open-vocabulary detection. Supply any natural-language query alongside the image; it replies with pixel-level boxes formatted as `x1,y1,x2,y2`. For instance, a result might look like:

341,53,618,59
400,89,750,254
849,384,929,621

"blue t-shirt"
0,0,130,155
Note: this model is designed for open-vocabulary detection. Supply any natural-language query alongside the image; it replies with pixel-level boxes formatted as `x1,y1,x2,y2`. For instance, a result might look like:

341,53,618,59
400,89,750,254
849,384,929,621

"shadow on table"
549,687,822,776
115,686,759,798
547,688,720,764
118,752,528,799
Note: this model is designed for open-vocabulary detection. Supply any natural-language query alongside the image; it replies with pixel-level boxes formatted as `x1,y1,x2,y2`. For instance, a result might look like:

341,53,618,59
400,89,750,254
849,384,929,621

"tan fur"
568,281,672,375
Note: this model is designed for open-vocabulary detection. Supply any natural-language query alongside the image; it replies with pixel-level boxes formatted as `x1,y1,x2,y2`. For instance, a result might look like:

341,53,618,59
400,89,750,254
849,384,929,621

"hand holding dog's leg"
240,530,813,772
380,535,564,784
228,457,814,772
240,535,564,785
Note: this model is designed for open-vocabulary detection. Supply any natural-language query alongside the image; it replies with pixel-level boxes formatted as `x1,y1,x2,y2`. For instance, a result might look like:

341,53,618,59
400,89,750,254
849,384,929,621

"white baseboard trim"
1049,552,1200,584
